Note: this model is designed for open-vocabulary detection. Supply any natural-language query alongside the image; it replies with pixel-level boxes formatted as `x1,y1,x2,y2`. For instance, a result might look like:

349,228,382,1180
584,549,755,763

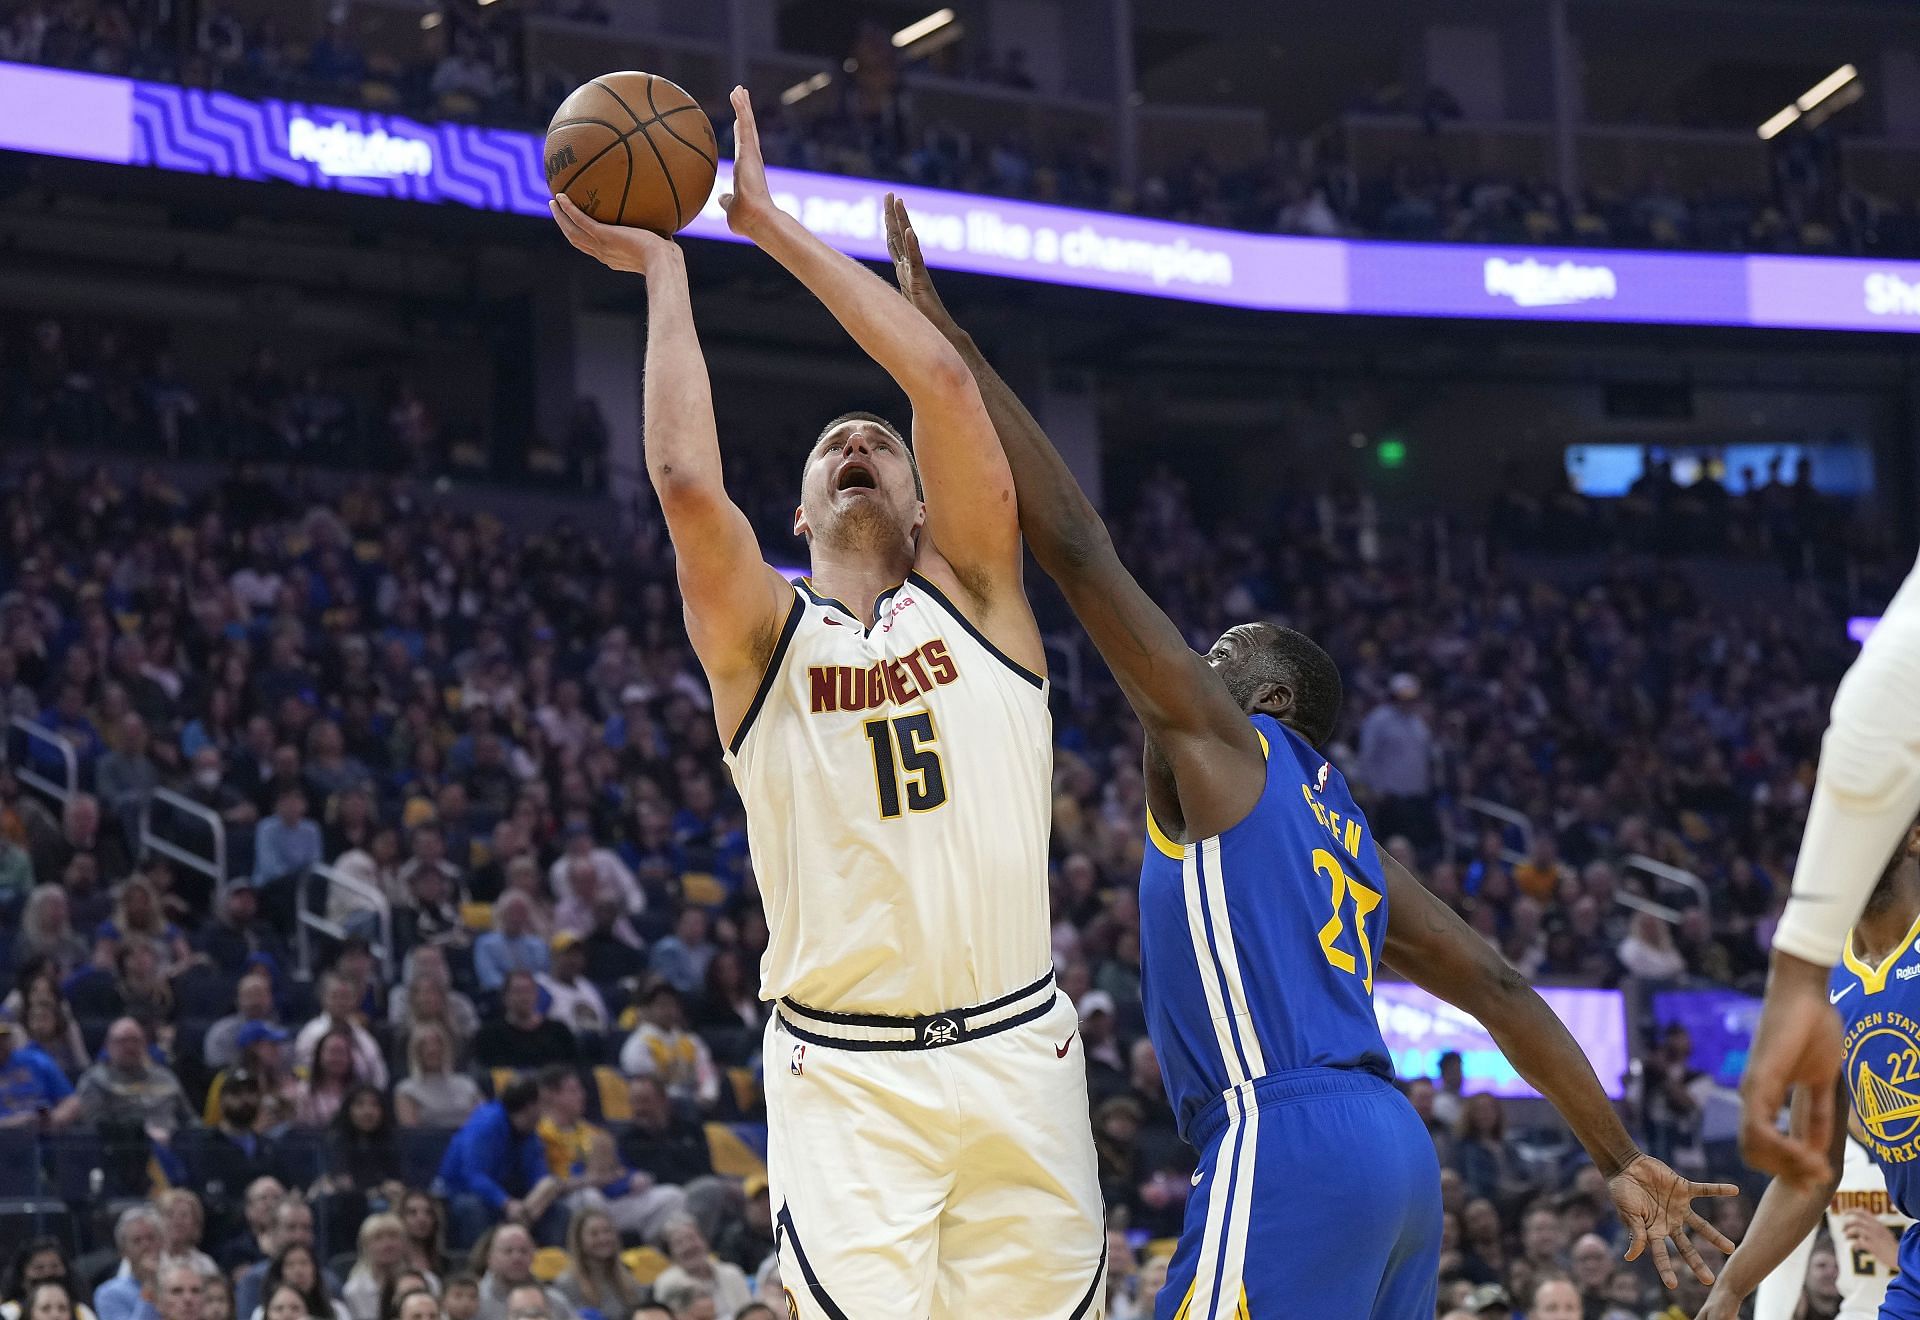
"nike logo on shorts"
1055,1033,1075,1058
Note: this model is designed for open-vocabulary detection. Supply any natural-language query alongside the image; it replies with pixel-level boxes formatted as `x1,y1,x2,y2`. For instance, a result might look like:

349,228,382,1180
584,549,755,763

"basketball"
543,72,718,234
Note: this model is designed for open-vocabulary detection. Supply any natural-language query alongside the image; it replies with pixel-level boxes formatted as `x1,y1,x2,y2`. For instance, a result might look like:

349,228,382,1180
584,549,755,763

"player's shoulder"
901,558,1046,690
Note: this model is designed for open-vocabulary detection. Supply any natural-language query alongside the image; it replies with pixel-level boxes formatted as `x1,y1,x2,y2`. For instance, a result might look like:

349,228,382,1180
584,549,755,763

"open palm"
1609,1153,1739,1288
719,85,773,237
884,194,952,327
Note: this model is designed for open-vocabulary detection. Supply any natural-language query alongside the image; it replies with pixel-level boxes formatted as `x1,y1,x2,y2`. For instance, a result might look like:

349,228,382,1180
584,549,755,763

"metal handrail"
140,786,227,889
294,861,394,982
1623,853,1711,921
6,715,79,804
1614,889,1683,925
1454,795,1534,865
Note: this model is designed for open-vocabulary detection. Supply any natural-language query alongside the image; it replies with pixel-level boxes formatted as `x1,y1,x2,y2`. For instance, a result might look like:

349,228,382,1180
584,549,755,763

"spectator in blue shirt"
93,1206,164,1320
437,1077,562,1249
646,908,714,997
0,1013,79,1128
473,893,550,993
253,786,322,888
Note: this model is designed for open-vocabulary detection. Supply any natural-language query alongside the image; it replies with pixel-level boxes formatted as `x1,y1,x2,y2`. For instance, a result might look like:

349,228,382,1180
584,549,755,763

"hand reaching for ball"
719,85,773,239
885,194,957,333
550,194,679,276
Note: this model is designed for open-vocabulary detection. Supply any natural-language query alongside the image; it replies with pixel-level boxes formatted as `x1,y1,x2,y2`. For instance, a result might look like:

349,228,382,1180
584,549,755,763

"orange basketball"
543,72,718,234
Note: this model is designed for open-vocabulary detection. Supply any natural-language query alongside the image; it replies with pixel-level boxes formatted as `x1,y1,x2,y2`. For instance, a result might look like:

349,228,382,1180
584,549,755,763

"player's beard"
814,492,910,557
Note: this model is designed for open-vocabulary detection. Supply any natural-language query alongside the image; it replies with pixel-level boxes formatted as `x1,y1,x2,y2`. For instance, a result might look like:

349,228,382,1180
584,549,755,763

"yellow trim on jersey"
1844,908,1920,994
1169,1281,1247,1319
1147,808,1185,860
1145,726,1269,860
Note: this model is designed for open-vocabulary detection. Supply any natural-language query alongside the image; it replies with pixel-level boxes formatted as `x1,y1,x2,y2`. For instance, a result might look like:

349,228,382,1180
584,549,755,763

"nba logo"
790,1043,806,1076
1315,762,1330,792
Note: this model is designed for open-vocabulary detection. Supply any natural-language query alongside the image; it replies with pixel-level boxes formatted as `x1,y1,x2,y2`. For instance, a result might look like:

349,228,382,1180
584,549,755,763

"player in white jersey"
1743,550,1920,1184
551,87,1104,1319
1750,1137,1914,1320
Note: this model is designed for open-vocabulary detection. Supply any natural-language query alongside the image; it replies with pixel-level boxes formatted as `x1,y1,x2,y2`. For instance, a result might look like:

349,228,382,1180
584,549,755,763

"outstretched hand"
884,194,955,331
719,85,774,238
549,193,677,275
1608,1153,1740,1288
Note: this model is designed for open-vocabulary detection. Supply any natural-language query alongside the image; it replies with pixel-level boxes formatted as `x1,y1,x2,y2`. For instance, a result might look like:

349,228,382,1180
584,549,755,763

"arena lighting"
419,11,441,29
892,8,956,49
780,71,832,106
1758,63,1858,140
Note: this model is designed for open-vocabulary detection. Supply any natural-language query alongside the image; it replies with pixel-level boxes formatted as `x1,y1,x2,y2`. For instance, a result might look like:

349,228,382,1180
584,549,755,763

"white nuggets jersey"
724,573,1054,1015
1830,1137,1913,1317
1755,1137,1914,1320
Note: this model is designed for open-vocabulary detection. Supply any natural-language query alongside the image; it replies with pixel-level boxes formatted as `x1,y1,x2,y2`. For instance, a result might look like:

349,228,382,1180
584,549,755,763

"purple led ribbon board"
8,59,1920,331
1374,981,1630,1100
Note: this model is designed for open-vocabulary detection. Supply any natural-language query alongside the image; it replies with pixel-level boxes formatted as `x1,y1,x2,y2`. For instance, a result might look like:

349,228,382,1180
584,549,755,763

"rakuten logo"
1484,257,1618,308
288,117,433,179
1865,273,1920,317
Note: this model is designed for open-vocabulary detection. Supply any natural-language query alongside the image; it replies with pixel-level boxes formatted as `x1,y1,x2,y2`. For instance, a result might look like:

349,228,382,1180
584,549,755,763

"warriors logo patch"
1847,1010,1920,1160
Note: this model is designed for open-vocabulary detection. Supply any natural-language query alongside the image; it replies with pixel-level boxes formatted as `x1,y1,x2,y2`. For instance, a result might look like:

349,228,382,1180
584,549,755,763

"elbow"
1460,958,1530,1028
922,341,977,400
649,464,722,515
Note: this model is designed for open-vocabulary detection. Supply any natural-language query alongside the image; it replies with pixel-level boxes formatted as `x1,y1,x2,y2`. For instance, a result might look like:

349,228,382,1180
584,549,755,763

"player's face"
1203,625,1274,714
796,421,923,553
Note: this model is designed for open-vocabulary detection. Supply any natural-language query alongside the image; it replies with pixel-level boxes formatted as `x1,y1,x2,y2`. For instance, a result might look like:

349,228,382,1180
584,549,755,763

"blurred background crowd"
0,444,1896,1319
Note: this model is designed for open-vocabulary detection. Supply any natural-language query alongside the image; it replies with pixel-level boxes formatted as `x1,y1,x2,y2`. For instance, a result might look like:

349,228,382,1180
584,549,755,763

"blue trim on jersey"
906,572,1045,688
727,587,805,755
1194,844,1256,1083
777,1203,852,1320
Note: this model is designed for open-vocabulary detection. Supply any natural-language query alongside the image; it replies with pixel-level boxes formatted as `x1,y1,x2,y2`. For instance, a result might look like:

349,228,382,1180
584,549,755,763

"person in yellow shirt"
1512,834,1566,903
534,1066,687,1241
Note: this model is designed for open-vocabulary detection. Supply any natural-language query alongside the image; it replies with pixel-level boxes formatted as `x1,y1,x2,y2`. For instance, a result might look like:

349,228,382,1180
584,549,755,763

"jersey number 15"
863,712,948,818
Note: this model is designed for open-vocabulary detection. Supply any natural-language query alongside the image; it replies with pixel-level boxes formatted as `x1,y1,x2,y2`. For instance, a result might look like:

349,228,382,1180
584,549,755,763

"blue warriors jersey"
1832,917,1920,1223
1139,713,1396,1140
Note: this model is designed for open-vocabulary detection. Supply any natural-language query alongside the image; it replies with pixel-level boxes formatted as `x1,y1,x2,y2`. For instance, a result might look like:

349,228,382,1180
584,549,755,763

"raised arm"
1699,1083,1848,1320
882,197,1262,837
715,90,1019,599
1374,845,1739,1289
550,198,790,737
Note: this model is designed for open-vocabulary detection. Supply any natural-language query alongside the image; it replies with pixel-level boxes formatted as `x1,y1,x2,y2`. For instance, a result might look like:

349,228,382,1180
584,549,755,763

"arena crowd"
0,439,1895,1318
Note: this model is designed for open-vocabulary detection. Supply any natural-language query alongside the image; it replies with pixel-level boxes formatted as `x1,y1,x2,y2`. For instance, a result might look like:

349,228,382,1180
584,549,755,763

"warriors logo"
1849,1014,1920,1153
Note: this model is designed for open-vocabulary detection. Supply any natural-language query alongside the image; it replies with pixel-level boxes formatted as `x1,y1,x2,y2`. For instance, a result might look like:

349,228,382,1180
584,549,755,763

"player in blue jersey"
882,198,1737,1319
1695,816,1920,1320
